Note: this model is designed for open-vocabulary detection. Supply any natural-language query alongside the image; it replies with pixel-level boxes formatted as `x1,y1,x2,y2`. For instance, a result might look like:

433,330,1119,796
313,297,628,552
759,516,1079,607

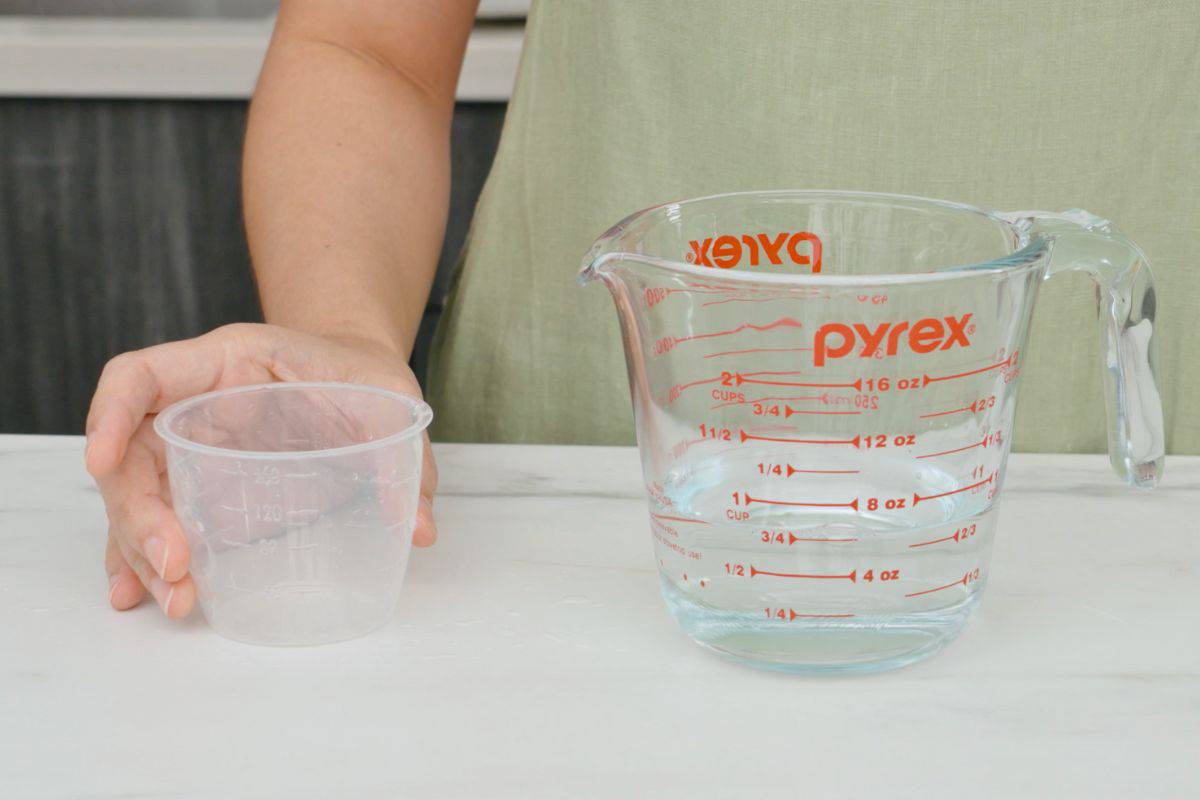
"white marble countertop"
1,435,1197,799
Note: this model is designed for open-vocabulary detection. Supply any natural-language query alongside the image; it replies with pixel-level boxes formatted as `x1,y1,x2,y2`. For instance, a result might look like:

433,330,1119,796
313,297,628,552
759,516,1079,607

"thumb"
413,435,439,547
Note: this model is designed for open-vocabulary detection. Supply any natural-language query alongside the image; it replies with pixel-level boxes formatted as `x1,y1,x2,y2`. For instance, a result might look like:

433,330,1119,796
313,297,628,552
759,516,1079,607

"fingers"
84,325,272,478
105,533,146,610
113,530,196,619
420,435,439,498
413,497,437,548
413,435,438,547
105,528,195,618
96,422,192,587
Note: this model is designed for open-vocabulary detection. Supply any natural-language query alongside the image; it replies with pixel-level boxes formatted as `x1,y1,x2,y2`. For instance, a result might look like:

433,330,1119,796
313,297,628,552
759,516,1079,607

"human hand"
85,323,437,618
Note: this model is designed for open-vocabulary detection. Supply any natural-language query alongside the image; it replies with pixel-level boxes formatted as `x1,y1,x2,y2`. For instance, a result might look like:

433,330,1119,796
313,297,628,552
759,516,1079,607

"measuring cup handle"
999,209,1165,488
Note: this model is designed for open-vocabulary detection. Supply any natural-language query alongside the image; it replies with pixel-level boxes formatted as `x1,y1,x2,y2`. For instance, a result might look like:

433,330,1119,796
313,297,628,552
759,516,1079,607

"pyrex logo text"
814,314,974,366
687,231,822,272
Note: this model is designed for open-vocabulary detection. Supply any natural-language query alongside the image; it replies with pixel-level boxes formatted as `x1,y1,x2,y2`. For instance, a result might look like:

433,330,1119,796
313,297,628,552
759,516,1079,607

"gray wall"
0,98,505,434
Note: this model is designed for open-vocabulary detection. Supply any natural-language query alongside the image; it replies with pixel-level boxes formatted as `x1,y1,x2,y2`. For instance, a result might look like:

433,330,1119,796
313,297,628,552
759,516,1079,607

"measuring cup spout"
999,210,1165,488
578,249,631,286
578,211,651,287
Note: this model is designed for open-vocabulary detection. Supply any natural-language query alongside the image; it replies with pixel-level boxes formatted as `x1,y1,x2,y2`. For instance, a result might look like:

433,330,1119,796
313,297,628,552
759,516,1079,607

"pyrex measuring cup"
581,190,1163,673
155,382,431,645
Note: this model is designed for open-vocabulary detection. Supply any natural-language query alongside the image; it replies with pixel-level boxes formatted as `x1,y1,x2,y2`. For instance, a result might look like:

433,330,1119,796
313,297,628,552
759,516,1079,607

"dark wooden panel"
412,102,506,382
0,98,505,434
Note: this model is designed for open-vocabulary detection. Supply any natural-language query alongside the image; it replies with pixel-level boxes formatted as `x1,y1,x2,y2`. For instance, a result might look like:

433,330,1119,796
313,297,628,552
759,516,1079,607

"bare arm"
85,1,474,619
244,0,478,356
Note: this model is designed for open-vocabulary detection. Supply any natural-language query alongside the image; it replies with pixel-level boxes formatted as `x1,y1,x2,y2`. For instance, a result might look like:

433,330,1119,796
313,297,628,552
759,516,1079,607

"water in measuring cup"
650,447,1000,672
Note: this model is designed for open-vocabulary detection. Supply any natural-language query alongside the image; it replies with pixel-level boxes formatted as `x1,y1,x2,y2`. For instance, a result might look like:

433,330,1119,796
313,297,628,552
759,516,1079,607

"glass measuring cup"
581,190,1163,673
155,382,432,645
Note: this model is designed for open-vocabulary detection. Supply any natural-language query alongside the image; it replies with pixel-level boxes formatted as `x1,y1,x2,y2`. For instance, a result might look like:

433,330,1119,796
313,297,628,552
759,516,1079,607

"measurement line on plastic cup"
911,472,995,505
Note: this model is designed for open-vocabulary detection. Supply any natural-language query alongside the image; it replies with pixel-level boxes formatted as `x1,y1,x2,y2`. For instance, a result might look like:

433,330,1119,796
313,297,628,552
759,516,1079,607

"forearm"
244,4,469,358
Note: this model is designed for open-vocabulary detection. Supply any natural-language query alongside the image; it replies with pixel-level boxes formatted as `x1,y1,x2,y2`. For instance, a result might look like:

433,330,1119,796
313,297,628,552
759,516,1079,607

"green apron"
428,0,1199,453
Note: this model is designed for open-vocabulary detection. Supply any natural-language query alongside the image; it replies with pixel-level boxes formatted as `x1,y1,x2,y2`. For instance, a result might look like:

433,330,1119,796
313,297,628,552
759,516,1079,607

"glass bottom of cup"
661,578,983,674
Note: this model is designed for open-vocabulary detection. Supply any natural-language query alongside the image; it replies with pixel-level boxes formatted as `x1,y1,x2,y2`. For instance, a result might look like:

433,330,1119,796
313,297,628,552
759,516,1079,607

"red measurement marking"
788,533,859,544
916,435,988,459
905,572,971,598
912,472,995,505
650,512,709,525
668,376,722,397
741,430,862,448
737,373,863,391
744,492,860,510
700,296,779,308
671,287,727,295
789,610,856,619
919,400,978,419
786,465,860,476
674,317,803,345
751,566,858,582
739,370,807,378
908,532,958,548
703,347,812,359
649,517,678,538
668,437,705,460
923,352,1016,386
785,406,861,417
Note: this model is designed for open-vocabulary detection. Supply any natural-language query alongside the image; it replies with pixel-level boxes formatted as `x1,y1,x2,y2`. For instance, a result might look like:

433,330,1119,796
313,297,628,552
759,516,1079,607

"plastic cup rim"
152,381,433,461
